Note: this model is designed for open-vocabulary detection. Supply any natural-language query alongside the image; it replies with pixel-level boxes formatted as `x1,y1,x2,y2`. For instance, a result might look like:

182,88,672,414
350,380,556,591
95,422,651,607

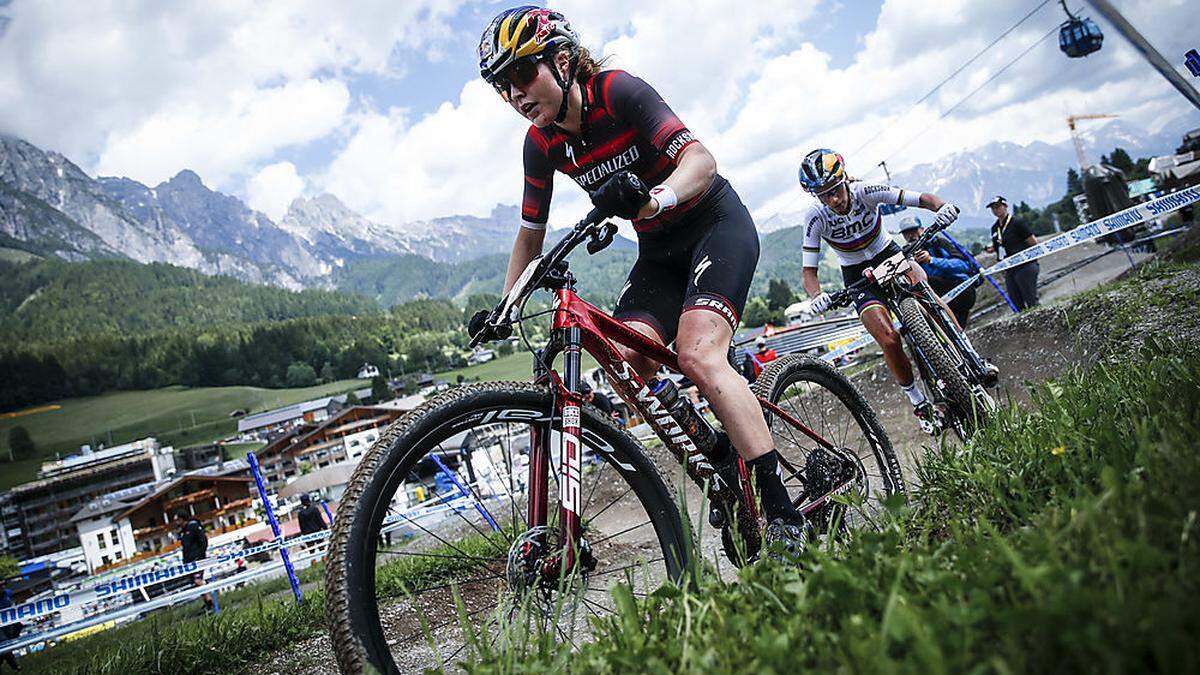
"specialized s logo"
693,255,712,284
565,142,579,168
664,130,695,161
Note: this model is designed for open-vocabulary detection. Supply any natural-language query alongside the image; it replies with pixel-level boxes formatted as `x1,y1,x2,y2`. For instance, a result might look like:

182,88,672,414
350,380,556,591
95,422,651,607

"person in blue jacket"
898,216,978,328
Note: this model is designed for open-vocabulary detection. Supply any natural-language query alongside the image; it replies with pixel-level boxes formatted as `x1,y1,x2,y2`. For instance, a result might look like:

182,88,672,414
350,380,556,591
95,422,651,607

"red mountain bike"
325,208,904,674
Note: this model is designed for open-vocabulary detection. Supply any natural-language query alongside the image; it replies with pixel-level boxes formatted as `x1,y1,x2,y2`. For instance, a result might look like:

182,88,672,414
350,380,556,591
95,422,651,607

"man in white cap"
985,196,1040,311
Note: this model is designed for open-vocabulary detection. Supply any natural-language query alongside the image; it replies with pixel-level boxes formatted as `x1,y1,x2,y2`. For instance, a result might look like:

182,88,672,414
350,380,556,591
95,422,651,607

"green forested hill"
0,258,380,343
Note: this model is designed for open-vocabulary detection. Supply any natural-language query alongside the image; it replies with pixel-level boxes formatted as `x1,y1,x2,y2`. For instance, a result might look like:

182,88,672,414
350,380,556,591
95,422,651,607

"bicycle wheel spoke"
590,519,652,546
586,483,635,524
587,556,665,579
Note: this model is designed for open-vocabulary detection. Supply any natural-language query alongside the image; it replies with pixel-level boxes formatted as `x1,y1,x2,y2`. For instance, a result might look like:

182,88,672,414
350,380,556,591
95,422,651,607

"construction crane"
1067,113,1117,169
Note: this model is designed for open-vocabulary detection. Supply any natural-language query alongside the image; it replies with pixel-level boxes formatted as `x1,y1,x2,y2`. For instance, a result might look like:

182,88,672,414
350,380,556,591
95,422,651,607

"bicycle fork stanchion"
247,451,304,606
943,232,1019,314
430,453,500,532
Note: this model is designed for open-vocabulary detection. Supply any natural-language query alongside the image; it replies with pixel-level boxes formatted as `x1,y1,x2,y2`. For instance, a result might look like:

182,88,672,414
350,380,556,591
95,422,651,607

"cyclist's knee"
676,343,726,386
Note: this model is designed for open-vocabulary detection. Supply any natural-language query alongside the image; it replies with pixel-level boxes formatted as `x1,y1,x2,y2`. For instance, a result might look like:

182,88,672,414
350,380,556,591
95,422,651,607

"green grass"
0,379,366,489
438,350,602,384
463,338,1200,673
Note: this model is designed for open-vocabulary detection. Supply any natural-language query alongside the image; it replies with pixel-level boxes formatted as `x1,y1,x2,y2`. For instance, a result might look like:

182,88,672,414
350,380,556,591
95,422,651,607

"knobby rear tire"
753,354,906,517
324,381,687,675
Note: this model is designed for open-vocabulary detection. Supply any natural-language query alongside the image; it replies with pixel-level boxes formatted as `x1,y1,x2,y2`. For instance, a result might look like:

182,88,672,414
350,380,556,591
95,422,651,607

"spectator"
579,382,622,425
1,581,21,671
898,217,979,327
297,493,329,565
175,515,211,611
985,195,1040,311
297,494,328,536
746,336,778,381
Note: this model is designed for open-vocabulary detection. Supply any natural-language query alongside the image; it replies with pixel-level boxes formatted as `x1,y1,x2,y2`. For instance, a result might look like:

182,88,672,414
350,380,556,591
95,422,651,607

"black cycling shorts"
612,179,759,345
840,242,903,315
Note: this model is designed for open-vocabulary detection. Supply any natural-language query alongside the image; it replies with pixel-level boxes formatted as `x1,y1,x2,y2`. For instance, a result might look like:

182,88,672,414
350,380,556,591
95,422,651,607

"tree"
1066,168,1083,196
0,556,19,580
970,241,984,256
319,361,336,383
345,390,361,406
285,362,317,388
8,426,35,461
742,297,774,328
1109,147,1135,174
371,374,391,403
497,340,514,357
766,279,796,312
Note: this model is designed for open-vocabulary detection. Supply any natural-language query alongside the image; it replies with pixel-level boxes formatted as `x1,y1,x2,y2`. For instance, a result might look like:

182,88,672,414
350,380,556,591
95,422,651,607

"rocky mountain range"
0,134,526,290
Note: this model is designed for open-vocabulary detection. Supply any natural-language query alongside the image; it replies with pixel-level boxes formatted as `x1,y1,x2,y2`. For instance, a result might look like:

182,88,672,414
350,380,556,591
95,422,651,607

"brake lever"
586,221,617,255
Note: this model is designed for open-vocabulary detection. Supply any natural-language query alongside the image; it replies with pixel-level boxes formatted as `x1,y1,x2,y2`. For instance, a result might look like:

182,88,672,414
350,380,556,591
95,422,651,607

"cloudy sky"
0,0,1196,228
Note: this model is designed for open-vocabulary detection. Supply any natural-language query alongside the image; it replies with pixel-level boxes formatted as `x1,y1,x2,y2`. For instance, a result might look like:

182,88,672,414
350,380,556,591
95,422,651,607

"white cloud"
247,161,306,221
320,80,529,225
2,0,1196,231
0,0,463,189
97,79,350,188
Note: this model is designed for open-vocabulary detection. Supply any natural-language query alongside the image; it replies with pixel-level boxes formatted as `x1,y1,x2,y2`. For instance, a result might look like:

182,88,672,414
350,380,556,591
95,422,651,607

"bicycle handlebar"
469,207,614,346
825,218,953,310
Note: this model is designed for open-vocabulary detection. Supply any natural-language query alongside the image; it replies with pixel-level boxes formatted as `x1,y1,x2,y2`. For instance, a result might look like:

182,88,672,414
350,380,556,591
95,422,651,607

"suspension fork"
556,326,585,569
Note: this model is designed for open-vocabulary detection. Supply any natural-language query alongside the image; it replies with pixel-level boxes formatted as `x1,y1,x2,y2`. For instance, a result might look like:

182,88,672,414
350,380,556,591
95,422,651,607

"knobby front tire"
897,297,991,437
324,381,687,674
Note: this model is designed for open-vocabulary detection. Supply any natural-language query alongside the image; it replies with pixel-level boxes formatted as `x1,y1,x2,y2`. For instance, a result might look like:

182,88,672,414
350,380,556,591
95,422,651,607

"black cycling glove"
590,171,650,220
467,309,490,340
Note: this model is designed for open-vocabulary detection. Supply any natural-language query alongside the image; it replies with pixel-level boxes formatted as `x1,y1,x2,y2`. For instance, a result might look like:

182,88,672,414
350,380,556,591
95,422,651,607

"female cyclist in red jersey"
479,6,804,530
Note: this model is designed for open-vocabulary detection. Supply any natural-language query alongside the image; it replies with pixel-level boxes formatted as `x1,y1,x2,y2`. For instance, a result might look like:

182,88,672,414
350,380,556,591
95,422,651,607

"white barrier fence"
818,187,1199,364
0,491,490,650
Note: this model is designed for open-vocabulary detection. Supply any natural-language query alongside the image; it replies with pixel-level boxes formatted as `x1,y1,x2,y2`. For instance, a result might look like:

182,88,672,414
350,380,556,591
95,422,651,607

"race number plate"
871,252,910,284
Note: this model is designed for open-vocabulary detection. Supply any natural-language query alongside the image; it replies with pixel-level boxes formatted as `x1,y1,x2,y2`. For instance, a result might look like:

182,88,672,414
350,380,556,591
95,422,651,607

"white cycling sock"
902,382,927,406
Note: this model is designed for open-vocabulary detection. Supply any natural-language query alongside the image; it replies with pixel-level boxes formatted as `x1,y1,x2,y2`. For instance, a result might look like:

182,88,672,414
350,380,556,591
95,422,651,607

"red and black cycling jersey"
521,69,725,233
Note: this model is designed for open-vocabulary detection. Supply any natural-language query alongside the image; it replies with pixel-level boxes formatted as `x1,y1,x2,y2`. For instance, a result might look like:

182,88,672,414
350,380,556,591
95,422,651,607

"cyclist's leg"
858,304,914,386
674,186,803,527
673,192,770,460
612,246,687,380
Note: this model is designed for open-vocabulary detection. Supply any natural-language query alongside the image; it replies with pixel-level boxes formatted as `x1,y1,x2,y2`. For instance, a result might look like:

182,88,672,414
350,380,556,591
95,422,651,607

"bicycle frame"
525,274,839,570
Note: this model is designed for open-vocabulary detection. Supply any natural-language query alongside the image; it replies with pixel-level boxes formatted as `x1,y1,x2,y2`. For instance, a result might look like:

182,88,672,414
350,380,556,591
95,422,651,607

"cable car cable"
850,0,1054,159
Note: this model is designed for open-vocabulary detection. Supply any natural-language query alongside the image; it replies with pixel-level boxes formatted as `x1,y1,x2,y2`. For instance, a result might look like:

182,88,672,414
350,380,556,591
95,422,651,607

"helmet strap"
551,47,580,124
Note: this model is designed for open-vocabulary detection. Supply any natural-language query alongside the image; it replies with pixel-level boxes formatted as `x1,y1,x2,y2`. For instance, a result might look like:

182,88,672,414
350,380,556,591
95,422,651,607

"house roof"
114,474,253,523
69,483,156,523
255,406,402,462
235,389,376,433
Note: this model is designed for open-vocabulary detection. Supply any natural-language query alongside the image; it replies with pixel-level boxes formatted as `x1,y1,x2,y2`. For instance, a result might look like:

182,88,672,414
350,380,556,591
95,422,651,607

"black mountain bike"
827,222,998,439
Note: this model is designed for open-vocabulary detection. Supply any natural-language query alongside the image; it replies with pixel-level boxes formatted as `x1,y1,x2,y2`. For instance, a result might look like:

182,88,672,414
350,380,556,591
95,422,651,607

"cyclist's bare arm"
802,266,821,297
504,226,547,294
918,192,945,211
635,142,717,219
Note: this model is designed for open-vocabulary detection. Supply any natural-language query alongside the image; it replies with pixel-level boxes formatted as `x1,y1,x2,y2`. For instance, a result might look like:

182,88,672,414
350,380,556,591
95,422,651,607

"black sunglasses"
490,56,543,98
